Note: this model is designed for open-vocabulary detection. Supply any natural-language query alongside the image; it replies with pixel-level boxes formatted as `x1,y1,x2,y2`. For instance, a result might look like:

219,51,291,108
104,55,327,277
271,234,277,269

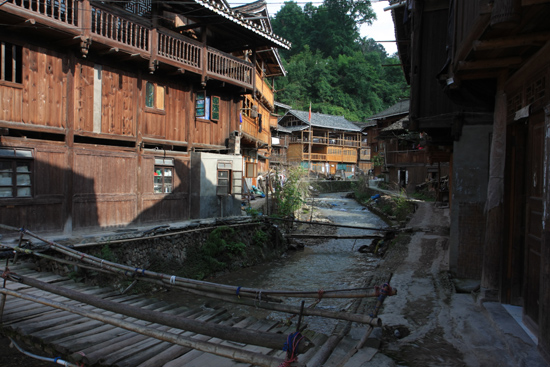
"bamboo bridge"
0,224,396,367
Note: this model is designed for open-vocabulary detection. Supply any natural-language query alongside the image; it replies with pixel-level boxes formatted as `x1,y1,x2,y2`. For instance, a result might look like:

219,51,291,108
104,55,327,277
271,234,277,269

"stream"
203,192,389,334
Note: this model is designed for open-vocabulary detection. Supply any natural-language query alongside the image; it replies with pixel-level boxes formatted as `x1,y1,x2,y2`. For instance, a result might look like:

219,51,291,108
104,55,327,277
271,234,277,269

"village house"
364,99,450,195
0,0,289,234
279,110,361,178
389,0,550,361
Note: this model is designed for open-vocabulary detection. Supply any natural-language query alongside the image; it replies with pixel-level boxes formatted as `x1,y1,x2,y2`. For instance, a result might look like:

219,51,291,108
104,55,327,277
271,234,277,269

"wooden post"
481,86,506,299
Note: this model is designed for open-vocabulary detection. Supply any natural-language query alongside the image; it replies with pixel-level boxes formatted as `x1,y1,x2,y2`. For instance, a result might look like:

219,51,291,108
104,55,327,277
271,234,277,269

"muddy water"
205,192,389,334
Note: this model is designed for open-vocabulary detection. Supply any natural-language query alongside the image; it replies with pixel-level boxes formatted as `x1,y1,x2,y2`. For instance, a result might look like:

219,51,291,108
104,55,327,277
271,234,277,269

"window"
153,157,173,194
245,161,256,178
0,148,33,198
0,41,23,84
196,92,220,122
217,162,242,196
216,161,232,195
145,82,165,110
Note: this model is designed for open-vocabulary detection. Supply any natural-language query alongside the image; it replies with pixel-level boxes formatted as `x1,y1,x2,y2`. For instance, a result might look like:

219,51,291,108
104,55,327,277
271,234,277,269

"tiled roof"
195,0,291,49
281,110,361,132
368,99,410,120
275,124,293,133
381,116,409,132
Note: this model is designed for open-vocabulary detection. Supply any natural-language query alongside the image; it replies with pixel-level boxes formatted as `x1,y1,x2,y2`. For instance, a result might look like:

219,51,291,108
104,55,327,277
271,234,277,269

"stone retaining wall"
30,219,288,287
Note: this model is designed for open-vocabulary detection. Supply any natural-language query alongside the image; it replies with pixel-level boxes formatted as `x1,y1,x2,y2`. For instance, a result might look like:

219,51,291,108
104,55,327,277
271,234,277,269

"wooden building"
389,0,550,361
279,110,361,177
0,0,289,234
364,99,450,193
231,0,286,189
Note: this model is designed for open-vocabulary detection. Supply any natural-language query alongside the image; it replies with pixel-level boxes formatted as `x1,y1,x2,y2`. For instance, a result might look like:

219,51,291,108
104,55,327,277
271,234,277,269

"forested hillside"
271,0,408,121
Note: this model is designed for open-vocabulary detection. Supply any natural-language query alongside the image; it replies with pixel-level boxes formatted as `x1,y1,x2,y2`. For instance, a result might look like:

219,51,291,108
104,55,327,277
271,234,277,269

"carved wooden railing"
1,0,253,89
207,47,253,87
6,0,79,26
157,30,202,72
90,4,149,53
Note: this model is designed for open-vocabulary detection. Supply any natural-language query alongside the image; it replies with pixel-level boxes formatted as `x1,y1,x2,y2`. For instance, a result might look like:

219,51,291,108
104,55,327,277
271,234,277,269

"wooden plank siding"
0,41,242,234
74,61,95,132
101,67,136,136
22,47,66,127
0,83,23,122
72,148,138,229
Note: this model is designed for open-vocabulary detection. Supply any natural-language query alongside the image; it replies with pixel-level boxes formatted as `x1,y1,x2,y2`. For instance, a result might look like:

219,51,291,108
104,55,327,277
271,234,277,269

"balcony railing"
2,0,253,89
255,72,274,105
241,115,269,145
290,136,360,147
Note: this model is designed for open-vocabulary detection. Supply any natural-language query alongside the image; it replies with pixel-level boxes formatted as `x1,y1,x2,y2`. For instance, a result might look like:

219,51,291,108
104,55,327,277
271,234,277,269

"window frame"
0,41,23,85
0,148,33,199
145,81,165,111
196,92,220,122
216,161,233,196
153,157,174,194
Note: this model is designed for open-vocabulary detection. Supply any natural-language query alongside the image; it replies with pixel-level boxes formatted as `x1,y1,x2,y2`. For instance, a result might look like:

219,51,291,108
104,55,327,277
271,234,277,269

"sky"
260,0,398,55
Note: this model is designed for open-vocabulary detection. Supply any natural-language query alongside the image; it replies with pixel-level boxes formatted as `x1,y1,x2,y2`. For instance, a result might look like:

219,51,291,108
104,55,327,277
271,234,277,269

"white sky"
360,1,398,55
260,0,398,55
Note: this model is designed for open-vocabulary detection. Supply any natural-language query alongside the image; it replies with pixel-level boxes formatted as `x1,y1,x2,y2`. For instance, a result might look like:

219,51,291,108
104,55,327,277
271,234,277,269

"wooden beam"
457,57,522,70
473,32,550,50
452,14,491,71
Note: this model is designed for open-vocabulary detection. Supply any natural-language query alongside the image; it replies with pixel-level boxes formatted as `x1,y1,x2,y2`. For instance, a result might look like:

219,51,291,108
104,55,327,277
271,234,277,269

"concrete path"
370,201,547,366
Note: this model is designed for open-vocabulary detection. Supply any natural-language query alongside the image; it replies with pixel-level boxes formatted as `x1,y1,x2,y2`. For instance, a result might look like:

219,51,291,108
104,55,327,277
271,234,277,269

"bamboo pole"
4,273,313,355
333,274,394,367
2,226,395,300
269,218,389,232
0,288,303,367
286,234,384,240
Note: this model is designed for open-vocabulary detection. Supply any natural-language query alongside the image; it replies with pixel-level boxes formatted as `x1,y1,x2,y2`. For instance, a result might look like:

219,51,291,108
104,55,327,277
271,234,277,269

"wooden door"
504,122,527,306
524,111,543,331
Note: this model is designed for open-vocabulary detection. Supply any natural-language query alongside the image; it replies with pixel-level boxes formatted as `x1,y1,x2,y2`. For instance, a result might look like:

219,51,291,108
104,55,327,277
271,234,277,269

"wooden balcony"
240,115,270,145
255,72,274,107
1,0,253,90
290,136,360,148
302,153,327,161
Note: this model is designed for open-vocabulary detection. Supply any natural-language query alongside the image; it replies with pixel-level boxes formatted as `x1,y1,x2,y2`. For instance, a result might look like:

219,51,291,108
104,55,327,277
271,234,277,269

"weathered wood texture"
0,43,236,232
22,46,66,127
0,262,327,367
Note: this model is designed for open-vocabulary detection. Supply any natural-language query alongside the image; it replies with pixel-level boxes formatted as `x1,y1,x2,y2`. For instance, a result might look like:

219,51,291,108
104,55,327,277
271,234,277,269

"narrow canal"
208,192,389,334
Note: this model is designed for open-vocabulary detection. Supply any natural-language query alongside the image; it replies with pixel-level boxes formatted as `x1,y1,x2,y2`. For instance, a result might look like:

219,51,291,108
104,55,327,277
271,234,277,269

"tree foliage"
271,0,408,121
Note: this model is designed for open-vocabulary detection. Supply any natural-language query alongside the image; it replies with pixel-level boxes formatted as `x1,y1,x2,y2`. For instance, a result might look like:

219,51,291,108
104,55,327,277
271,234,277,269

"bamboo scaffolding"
333,274,395,367
1,224,396,300
0,288,304,367
286,234,384,240
3,273,314,356
7,246,391,325
269,218,390,232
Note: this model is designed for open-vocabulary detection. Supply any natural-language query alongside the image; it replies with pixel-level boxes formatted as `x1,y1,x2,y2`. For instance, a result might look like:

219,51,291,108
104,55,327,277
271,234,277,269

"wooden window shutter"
211,96,220,121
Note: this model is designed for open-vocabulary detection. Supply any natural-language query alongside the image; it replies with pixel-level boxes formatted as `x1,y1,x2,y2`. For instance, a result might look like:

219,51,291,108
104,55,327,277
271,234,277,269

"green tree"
271,0,408,121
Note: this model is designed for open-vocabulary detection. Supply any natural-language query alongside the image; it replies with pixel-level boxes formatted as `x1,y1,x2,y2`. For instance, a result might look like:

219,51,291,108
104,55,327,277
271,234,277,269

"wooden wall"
415,9,458,119
0,42,242,234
